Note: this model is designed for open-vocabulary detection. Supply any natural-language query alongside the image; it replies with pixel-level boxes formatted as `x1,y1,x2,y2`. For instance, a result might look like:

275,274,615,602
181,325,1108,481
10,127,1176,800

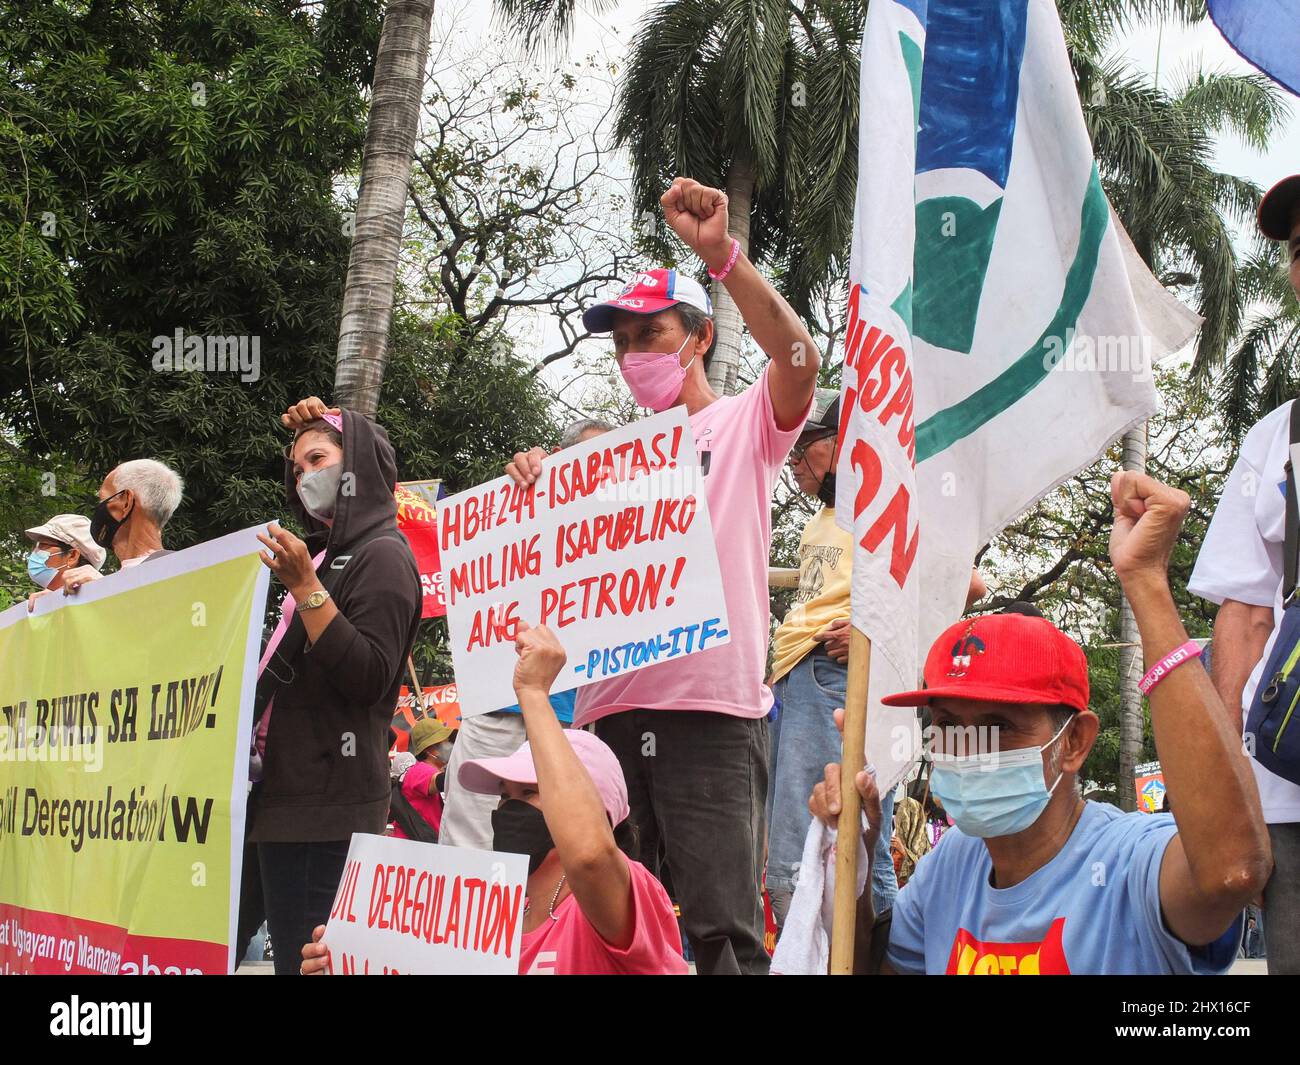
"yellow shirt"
770,507,852,683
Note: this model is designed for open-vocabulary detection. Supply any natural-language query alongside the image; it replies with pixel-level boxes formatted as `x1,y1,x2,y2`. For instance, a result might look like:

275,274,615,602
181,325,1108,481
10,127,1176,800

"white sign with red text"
438,407,730,717
321,834,528,975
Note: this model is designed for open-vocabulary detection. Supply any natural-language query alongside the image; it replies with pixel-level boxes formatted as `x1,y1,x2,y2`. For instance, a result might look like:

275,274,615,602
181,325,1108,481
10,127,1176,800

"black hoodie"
249,409,423,843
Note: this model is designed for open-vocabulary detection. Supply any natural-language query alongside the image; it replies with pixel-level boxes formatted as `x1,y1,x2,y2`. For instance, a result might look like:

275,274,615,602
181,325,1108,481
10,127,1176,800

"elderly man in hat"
23,514,106,612
504,176,820,975
766,391,990,936
1188,174,1300,974
808,472,1270,974
765,389,900,931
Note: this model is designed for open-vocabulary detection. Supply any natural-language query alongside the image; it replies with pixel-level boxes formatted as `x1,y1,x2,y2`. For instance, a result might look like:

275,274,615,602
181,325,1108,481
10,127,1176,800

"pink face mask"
618,332,695,412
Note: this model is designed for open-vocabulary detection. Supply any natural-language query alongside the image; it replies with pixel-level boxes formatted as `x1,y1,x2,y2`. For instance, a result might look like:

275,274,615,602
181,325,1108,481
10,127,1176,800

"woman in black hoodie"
251,401,422,974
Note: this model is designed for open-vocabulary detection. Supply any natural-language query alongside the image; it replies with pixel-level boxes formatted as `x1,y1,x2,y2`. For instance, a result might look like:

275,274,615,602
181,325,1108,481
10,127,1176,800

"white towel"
769,816,869,975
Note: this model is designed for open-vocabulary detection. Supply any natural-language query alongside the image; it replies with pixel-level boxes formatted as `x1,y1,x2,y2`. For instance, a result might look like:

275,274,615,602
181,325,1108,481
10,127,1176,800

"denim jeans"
595,709,770,975
768,651,899,916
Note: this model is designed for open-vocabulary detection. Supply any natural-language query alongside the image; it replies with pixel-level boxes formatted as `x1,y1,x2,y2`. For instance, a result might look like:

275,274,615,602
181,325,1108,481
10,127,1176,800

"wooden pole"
830,625,872,974
406,656,424,714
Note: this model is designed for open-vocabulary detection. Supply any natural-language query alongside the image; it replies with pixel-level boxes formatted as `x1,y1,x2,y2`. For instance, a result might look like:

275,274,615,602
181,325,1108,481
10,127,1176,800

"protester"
388,717,454,841
438,416,608,851
55,458,183,595
248,402,423,975
23,514,105,612
1185,174,1300,976
767,401,988,935
300,623,688,975
504,177,819,974
807,472,1270,974
766,389,898,929
558,416,614,449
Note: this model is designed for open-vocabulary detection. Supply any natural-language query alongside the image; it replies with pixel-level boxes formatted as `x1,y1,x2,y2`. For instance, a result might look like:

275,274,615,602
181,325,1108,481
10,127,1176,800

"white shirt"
1189,399,1300,824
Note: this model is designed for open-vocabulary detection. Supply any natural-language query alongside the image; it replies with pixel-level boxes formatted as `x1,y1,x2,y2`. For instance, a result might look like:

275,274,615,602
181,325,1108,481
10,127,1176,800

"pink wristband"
1137,640,1202,696
707,238,741,281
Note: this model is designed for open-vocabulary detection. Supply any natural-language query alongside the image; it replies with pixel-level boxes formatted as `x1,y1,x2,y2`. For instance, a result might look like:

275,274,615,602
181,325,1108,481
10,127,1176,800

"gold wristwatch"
299,589,331,611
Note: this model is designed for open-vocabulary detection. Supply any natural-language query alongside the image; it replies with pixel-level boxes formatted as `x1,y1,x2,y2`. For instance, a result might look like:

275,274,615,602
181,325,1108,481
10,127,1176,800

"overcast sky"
443,2,1298,389
460,2,1298,190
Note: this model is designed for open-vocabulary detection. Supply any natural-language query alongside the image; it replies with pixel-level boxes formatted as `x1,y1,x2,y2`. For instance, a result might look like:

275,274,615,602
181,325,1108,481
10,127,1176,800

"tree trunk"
334,0,435,416
1117,422,1148,811
706,153,755,397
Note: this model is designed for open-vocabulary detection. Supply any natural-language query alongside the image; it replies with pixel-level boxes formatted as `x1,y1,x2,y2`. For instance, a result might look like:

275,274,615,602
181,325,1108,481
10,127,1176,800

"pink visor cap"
581,268,713,334
457,728,631,827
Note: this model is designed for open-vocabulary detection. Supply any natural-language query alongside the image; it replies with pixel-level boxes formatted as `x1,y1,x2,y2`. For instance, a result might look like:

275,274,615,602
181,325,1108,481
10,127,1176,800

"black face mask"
90,489,133,549
817,469,837,508
491,799,554,875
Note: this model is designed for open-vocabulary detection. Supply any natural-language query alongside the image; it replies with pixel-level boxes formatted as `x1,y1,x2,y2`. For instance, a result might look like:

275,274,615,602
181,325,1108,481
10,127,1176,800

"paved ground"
238,957,1269,975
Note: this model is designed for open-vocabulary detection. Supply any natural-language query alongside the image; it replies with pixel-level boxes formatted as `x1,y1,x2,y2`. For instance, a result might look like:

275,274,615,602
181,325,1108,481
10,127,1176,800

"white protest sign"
439,407,731,716
322,834,528,975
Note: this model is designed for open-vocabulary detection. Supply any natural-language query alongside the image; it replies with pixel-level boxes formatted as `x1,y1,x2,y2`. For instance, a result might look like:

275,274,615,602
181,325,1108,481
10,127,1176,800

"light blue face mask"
930,719,1072,838
27,549,66,589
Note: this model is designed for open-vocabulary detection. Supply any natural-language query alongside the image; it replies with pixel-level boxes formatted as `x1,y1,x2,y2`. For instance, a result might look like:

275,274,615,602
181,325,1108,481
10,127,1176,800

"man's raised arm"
660,178,818,429
1108,471,1272,946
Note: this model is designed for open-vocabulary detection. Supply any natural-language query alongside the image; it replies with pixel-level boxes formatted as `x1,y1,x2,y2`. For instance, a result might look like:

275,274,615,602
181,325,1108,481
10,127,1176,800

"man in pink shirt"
505,177,818,974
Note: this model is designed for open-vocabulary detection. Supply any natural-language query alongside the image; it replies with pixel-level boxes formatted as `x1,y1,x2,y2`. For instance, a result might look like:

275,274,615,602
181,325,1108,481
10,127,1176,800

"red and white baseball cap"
582,268,713,334
458,728,631,827
882,613,1090,713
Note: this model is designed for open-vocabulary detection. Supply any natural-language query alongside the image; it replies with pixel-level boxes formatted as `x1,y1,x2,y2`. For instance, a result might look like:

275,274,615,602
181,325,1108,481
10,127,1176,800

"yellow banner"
0,527,269,974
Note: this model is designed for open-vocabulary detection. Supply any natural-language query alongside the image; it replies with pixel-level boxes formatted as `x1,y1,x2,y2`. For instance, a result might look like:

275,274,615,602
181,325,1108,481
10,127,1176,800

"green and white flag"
835,0,1199,792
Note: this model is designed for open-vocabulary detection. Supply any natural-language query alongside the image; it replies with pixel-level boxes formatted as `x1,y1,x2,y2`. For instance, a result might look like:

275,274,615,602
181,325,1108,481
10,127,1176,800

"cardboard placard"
322,834,527,975
439,408,730,716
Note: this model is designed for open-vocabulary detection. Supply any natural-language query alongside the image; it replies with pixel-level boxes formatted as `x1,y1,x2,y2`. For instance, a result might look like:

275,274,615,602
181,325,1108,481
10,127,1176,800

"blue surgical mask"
930,719,1071,838
27,549,65,589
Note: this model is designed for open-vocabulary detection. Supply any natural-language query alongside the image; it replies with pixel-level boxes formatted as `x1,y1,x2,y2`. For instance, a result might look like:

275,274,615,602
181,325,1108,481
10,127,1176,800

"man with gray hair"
60,458,184,594
558,417,614,451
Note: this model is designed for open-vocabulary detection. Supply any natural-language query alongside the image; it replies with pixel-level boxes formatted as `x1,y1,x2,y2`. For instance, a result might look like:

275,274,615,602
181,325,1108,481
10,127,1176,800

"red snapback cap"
881,613,1089,713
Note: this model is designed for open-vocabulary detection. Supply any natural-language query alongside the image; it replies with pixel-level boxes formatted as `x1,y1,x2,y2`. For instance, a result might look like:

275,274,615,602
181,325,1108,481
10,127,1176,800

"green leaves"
0,0,382,570
613,0,866,318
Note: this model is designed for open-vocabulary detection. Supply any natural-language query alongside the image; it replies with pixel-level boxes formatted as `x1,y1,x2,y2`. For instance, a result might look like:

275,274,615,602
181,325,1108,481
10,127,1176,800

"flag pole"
406,656,425,714
830,625,871,974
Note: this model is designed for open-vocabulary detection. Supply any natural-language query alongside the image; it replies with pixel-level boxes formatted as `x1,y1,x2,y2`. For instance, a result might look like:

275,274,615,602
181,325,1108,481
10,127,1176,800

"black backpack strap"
1286,401,1300,602
389,779,439,844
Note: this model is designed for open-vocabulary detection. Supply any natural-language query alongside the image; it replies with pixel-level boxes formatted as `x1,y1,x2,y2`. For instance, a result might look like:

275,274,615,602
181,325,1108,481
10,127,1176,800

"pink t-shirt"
391,761,443,839
573,366,808,727
518,855,688,975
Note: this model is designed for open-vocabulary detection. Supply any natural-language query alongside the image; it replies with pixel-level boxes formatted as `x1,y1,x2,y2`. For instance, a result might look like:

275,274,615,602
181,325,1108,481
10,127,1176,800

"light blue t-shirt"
887,801,1241,975
496,689,576,724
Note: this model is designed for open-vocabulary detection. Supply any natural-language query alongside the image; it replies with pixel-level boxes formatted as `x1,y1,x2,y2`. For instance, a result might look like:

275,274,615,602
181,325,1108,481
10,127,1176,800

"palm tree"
1220,247,1300,439
613,0,865,395
1064,0,1288,808
1080,60,1287,371
334,0,436,416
